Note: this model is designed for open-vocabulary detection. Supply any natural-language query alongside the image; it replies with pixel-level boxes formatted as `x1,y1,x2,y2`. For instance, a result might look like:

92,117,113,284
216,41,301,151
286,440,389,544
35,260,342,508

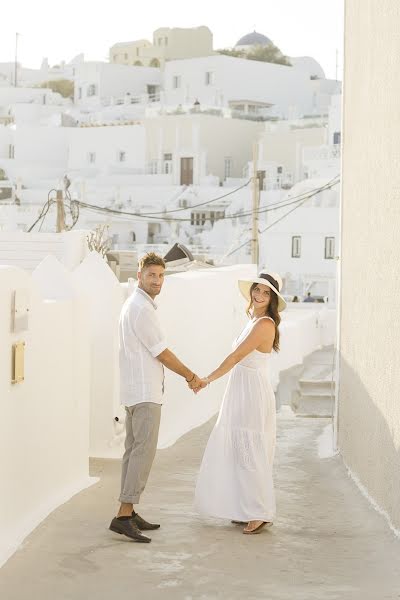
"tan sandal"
243,520,273,534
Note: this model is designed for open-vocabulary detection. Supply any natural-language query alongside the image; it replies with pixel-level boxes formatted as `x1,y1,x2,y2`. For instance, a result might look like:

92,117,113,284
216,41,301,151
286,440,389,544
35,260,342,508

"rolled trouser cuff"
119,493,141,504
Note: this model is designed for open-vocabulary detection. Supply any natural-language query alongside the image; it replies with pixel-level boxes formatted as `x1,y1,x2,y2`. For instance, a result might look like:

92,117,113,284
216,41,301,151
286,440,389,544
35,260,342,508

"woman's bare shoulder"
251,317,275,334
253,316,275,327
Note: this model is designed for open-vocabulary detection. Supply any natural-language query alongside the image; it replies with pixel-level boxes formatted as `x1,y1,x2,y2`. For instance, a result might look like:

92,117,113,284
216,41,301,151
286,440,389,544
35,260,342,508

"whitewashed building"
110,26,214,69
73,62,161,106
163,55,340,119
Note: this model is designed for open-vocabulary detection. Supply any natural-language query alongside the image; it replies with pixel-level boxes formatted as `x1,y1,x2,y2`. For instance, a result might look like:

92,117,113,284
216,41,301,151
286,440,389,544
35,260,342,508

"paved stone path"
1,410,400,599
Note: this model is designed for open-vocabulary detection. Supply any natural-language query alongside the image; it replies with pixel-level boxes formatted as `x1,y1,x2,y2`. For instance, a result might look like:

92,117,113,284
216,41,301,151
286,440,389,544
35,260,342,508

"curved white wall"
0,263,92,568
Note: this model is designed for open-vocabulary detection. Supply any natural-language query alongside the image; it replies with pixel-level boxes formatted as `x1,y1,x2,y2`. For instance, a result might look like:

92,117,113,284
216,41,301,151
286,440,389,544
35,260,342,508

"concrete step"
291,390,334,417
299,379,335,394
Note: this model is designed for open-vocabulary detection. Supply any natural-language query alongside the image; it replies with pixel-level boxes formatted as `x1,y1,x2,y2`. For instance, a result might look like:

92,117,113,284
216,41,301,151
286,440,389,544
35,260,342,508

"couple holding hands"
109,252,286,543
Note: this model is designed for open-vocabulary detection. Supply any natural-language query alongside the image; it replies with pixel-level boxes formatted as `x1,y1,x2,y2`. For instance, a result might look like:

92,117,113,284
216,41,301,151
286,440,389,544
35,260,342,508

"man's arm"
157,348,200,389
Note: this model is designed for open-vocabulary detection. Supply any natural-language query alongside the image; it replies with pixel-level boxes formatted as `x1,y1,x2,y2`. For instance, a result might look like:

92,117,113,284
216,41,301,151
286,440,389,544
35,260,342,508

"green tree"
217,48,246,58
247,44,291,66
217,43,291,66
39,79,74,98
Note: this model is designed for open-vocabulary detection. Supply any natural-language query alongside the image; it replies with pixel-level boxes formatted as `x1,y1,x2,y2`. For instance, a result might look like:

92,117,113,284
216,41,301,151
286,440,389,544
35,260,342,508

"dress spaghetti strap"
254,316,275,325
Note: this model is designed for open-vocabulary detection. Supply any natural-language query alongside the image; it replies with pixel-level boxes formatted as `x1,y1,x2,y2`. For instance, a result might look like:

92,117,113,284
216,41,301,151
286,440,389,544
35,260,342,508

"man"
303,292,315,303
109,252,200,543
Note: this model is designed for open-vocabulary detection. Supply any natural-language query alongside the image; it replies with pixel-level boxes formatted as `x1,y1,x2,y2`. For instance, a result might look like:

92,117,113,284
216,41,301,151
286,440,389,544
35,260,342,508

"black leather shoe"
109,517,151,542
132,512,160,531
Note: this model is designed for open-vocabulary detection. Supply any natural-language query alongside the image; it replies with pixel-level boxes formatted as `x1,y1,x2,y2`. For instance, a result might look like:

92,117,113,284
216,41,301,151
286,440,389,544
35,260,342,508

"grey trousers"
119,402,161,504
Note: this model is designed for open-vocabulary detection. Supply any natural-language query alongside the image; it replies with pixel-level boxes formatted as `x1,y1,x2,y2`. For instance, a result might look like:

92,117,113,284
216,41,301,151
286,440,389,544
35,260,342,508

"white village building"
0,26,341,298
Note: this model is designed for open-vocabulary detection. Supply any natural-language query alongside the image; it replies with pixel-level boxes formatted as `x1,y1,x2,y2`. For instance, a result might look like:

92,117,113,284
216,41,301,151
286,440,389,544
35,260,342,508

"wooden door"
180,157,193,185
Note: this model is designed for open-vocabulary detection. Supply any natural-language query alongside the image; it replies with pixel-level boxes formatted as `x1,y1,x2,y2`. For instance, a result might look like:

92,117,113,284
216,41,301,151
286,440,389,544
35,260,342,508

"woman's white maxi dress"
194,317,276,522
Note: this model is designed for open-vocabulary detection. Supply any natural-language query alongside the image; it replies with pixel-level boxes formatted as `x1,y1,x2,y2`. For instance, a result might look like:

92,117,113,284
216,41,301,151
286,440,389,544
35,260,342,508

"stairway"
290,346,335,417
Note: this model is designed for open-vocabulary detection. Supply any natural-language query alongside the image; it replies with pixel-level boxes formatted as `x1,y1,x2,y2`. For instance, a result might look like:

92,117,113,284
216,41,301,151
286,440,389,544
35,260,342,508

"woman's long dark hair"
246,282,281,352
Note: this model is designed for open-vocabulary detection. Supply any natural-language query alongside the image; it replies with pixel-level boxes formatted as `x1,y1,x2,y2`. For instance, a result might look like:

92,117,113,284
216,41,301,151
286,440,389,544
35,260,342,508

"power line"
225,176,340,258
27,189,57,232
77,176,340,224
141,178,251,215
27,188,80,232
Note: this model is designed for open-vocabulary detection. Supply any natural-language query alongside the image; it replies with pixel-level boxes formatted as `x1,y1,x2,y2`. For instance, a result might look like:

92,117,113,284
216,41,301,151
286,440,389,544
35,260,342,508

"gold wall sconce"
11,341,25,384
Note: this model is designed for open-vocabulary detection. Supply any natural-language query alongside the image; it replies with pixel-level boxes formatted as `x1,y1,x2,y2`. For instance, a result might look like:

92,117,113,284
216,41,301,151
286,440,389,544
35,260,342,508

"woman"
194,271,286,534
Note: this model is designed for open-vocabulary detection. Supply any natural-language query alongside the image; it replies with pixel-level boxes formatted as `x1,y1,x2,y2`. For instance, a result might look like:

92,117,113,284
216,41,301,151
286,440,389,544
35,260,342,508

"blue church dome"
235,31,272,47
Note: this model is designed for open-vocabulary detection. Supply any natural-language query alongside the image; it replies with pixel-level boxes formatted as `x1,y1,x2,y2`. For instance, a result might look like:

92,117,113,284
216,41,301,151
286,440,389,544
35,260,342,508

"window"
8,144,14,159
191,212,207,227
118,151,126,162
163,153,173,174
130,231,136,242
88,152,96,164
291,236,301,258
124,53,128,60
87,84,97,97
149,160,158,174
224,157,233,179
173,75,181,89
164,37,168,46
158,37,163,46
136,48,139,56
333,131,341,145
205,71,214,85
112,233,119,245
78,87,82,99
325,237,335,259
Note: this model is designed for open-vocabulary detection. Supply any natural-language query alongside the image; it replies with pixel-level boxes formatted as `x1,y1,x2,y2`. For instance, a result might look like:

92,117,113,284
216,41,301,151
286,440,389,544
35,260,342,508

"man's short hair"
138,252,166,272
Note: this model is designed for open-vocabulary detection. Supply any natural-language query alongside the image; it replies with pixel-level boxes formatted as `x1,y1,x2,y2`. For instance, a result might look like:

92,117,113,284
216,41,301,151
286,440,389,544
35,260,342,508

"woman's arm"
204,319,275,385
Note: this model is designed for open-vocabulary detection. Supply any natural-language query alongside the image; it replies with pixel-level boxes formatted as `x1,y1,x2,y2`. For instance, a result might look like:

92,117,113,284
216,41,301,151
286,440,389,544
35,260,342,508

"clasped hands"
186,373,209,394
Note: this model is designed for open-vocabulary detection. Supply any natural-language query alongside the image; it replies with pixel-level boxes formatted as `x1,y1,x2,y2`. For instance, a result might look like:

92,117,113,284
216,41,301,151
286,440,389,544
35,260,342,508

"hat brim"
238,278,287,312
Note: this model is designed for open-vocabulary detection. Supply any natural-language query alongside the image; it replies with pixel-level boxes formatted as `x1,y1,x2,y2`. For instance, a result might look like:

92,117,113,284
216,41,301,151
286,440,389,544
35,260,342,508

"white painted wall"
0,125,12,158
74,62,161,105
328,94,342,144
67,125,146,174
258,124,327,184
0,260,93,568
14,126,68,165
72,253,124,457
0,87,61,106
0,231,90,271
339,0,400,531
144,114,263,181
164,56,315,118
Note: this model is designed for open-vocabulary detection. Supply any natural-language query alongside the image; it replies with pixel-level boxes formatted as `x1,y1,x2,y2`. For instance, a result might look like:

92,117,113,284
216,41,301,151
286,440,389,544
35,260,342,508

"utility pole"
251,142,259,265
56,189,66,232
14,33,19,87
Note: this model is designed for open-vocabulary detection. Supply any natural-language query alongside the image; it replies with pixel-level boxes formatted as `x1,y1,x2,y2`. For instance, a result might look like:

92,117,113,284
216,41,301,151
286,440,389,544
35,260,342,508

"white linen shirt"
119,287,168,407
